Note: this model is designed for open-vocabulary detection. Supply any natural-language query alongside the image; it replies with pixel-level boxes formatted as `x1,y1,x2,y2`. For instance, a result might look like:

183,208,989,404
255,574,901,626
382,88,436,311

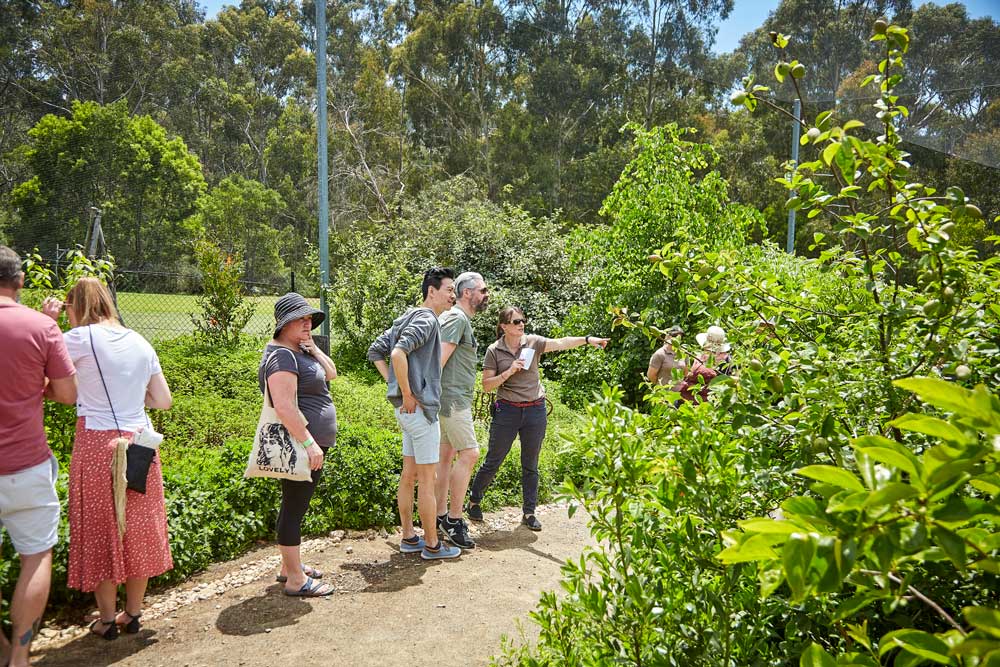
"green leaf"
854,444,921,481
717,533,780,564
796,465,865,492
843,120,865,131
822,142,839,167
888,414,969,444
932,526,967,570
800,642,837,667
738,518,803,534
783,533,816,601
864,483,919,507
878,629,953,663
894,378,993,423
964,607,1000,639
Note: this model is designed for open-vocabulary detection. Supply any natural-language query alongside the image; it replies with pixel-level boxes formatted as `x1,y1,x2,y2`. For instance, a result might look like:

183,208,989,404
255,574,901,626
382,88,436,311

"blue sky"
198,0,998,54
713,0,999,53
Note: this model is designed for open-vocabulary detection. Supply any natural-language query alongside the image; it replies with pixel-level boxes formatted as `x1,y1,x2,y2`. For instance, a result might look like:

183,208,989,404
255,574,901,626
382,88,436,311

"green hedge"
1,335,587,622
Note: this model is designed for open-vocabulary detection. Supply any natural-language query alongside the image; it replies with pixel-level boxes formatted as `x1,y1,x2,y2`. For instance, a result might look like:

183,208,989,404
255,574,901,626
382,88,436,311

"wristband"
302,436,315,448
585,335,592,345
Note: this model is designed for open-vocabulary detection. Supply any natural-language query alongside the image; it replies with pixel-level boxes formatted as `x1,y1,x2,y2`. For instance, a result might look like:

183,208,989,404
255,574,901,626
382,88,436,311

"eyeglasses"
509,318,527,325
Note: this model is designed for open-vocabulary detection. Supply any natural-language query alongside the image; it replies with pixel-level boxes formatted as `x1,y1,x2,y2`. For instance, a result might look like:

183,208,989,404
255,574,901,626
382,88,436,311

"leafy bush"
190,238,254,347
503,22,1000,667
553,123,765,406
325,176,591,367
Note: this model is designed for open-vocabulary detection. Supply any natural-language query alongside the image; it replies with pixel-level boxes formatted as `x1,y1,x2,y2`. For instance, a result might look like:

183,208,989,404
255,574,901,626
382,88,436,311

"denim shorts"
0,456,60,555
395,406,441,464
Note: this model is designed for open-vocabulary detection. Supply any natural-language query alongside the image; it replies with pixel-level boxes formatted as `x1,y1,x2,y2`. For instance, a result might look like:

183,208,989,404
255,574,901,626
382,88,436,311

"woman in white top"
49,277,173,640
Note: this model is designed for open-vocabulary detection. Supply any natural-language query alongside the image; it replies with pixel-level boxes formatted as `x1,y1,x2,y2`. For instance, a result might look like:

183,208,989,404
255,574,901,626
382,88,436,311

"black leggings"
276,463,323,547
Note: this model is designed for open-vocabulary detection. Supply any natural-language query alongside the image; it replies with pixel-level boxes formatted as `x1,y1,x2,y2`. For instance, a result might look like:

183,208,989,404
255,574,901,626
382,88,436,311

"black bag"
126,445,155,494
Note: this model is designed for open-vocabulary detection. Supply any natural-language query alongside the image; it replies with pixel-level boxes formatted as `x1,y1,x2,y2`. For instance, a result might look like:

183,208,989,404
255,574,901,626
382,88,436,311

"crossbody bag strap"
88,325,123,437
263,346,300,409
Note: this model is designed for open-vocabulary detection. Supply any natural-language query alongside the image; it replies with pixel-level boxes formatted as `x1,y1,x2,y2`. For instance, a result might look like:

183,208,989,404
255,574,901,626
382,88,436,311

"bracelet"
302,436,315,448
585,335,592,345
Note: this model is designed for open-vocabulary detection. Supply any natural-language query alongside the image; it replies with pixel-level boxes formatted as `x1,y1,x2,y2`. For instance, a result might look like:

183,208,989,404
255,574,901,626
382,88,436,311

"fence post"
786,98,801,254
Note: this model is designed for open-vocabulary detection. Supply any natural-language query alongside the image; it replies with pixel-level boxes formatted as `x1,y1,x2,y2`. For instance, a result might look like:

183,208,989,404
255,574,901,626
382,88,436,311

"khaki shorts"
0,456,60,555
439,407,478,451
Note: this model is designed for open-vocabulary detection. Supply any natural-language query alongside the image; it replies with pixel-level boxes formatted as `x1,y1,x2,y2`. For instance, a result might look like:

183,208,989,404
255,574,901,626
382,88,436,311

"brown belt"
498,398,545,408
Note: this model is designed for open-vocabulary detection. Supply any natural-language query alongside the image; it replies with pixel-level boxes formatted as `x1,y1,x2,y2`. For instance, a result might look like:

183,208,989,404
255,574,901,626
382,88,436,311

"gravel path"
31,504,589,666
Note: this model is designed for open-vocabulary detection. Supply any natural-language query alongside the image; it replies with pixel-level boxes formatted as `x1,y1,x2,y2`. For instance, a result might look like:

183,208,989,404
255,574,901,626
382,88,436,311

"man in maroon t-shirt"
0,246,77,667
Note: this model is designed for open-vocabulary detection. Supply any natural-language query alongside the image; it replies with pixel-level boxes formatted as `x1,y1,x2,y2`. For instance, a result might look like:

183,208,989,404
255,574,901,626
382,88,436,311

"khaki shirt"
649,345,685,387
438,306,478,416
483,334,549,403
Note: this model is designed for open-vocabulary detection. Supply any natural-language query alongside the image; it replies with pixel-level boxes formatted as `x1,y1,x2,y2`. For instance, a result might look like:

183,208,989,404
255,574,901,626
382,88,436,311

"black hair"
421,266,455,299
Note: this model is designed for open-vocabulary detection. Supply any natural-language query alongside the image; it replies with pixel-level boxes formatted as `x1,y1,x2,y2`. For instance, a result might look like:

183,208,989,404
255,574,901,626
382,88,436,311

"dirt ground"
31,504,590,667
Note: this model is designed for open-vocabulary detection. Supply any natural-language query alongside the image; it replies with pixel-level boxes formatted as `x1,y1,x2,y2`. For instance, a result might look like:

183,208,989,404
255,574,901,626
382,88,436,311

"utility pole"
786,98,801,254
316,0,330,337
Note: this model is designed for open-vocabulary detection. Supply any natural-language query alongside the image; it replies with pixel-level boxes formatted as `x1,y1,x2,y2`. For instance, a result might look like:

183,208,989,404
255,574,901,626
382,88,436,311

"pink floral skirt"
67,418,173,592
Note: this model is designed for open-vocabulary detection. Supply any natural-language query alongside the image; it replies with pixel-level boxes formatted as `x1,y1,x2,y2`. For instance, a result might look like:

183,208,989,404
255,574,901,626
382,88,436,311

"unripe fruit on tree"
955,364,972,379
776,62,790,77
811,437,830,453
942,286,955,301
939,222,955,235
647,254,661,263
874,19,888,34
791,63,806,79
731,91,747,105
806,127,821,141
965,204,983,219
922,299,941,316
767,374,784,393
749,359,763,372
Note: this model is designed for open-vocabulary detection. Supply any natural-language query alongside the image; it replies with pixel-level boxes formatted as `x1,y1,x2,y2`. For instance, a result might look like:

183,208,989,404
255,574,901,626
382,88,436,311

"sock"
403,535,420,543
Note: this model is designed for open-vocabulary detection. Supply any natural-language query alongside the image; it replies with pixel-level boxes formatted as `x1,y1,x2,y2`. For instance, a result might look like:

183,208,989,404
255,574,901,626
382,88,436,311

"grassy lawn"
116,292,319,341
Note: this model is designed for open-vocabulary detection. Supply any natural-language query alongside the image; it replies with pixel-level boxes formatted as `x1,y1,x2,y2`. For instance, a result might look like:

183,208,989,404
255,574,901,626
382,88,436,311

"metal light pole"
316,0,330,337
786,98,801,254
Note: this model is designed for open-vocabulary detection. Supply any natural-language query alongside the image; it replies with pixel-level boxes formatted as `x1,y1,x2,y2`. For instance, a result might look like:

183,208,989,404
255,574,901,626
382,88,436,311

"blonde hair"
66,277,118,326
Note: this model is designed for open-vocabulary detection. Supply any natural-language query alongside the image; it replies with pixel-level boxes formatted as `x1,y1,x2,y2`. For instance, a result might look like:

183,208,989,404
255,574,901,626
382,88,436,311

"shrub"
190,238,254,348
504,21,1000,667
325,176,591,367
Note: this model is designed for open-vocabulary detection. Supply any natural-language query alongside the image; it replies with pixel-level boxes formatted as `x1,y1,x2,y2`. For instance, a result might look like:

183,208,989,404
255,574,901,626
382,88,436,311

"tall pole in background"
786,98,801,254
316,0,330,336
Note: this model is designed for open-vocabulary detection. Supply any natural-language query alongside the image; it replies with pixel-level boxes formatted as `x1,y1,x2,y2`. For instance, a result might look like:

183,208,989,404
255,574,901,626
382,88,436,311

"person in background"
368,267,461,560
0,246,77,667
678,325,731,404
646,325,685,388
467,306,608,531
435,271,489,550
260,293,338,596
44,277,173,640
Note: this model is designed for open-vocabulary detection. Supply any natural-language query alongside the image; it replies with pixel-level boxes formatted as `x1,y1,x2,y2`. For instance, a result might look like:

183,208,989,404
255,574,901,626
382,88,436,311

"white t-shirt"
63,324,162,431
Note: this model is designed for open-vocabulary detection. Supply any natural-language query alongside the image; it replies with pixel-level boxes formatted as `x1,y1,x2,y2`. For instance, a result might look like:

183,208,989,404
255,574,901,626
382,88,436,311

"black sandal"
117,610,142,634
89,618,118,640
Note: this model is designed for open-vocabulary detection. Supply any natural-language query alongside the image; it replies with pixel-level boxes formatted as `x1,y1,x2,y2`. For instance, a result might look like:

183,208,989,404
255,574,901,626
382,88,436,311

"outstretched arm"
543,336,609,353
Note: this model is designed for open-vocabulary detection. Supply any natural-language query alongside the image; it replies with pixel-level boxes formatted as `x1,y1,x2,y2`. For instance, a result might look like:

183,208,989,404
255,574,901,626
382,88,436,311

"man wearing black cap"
368,267,461,560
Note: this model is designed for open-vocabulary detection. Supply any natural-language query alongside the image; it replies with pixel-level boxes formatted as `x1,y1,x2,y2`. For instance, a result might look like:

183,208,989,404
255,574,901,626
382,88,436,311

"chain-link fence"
110,269,319,341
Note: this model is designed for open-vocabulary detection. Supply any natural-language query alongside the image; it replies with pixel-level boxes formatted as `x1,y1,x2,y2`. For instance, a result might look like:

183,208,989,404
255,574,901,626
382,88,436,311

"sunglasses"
508,318,527,325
